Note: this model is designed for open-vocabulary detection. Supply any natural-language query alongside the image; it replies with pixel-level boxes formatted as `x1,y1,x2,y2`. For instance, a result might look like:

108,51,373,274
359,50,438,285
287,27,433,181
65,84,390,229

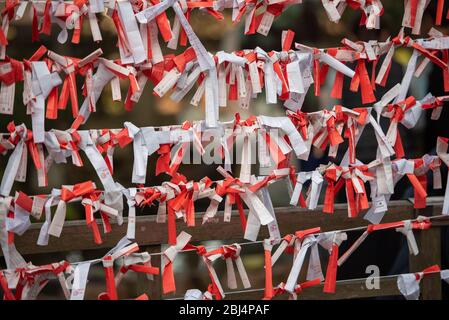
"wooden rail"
2,199,448,300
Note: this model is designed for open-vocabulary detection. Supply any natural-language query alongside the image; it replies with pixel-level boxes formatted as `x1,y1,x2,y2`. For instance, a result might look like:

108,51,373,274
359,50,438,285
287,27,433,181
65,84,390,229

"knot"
325,166,341,182
326,116,344,146
415,265,441,280
294,278,321,294
295,227,321,240
333,105,346,122
421,96,444,109
156,144,172,176
163,231,192,263
222,244,241,260
7,122,28,142
388,104,405,122
195,245,207,256
273,282,288,297
279,51,289,62
412,216,431,230
138,188,163,207
428,157,441,171
215,177,242,197
353,107,369,125
60,181,96,202
283,234,294,244
354,165,374,182
102,255,114,268
341,167,353,179
289,111,309,140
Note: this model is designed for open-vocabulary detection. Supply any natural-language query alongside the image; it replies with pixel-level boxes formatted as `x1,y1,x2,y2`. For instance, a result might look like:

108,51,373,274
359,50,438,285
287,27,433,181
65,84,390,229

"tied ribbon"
0,58,23,115
204,244,251,290
99,242,139,300
157,176,190,244
0,271,15,300
397,160,427,210
47,181,96,238
19,124,42,172
115,252,160,289
162,231,192,294
14,191,44,221
339,217,431,266
203,176,245,227
0,59,23,85
32,0,52,42
344,107,368,164
57,3,85,44
411,159,427,209
350,59,376,105
249,169,290,193
336,166,373,218
391,158,427,211
136,187,164,208
53,129,84,168
428,157,442,190
112,8,132,57
367,217,431,234
7,123,40,170
420,96,449,120
101,256,116,300
269,51,290,99
323,232,347,294
262,240,274,300
148,0,172,42
81,191,118,245
412,42,448,70
0,123,44,196
415,265,441,280
294,278,322,295
284,228,321,293
288,166,306,208
95,128,133,174
323,165,342,214
213,169,248,230
13,261,70,300
385,96,416,159
270,234,295,267
290,171,324,210
288,111,309,141
168,121,194,176
47,51,80,119
395,218,431,256
156,144,171,176
186,243,226,300
397,265,441,300
313,111,344,151
169,176,213,228
267,279,322,300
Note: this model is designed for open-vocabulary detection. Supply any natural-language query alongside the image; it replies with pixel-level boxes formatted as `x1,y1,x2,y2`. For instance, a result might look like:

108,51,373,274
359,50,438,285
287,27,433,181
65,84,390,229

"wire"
165,269,445,300
67,213,449,264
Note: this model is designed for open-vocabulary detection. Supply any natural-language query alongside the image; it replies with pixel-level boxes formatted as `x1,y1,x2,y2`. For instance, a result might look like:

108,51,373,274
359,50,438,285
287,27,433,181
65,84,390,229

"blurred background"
1,0,449,299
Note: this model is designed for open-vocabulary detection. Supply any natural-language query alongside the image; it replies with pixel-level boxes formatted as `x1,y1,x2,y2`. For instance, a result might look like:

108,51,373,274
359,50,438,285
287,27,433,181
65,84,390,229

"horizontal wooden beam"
6,200,424,256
